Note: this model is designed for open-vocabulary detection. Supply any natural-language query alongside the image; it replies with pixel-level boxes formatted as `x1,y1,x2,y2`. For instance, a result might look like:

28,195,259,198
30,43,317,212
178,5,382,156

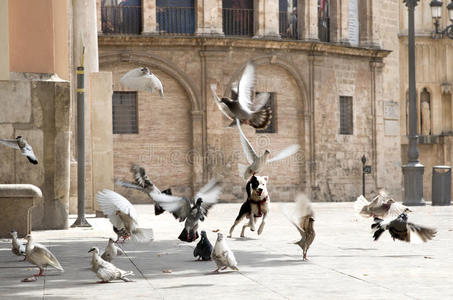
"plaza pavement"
0,202,452,300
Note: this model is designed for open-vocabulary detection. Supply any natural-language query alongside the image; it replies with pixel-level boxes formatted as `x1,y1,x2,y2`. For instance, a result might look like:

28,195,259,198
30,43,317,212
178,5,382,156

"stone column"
195,0,223,36
96,0,102,33
143,0,157,34
301,0,318,40
254,0,280,39
0,0,9,80
330,0,349,44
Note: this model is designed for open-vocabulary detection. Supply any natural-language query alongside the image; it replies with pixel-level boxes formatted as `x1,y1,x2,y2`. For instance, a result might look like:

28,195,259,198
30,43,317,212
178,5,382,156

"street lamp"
402,0,425,206
429,0,453,39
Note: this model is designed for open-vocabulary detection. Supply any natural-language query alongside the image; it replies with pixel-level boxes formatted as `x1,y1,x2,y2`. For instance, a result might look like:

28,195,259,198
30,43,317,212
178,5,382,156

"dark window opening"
339,96,353,135
156,0,195,35
112,91,138,134
222,0,254,36
101,0,143,34
318,0,330,42
279,0,298,39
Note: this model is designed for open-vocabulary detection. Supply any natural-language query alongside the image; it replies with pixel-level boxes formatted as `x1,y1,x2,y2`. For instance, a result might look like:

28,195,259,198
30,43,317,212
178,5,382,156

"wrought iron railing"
222,8,254,36
279,11,299,40
156,7,195,35
318,16,330,42
101,6,142,34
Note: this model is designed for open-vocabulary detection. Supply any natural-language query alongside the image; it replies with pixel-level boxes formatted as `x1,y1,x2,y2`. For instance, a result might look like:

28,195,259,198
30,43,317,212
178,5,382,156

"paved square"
0,203,452,299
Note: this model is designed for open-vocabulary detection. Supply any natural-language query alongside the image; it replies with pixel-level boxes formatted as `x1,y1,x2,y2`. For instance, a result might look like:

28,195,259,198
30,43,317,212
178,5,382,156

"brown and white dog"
228,175,270,238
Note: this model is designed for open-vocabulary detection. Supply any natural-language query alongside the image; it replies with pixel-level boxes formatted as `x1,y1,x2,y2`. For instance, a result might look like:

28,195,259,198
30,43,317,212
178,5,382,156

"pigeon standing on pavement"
10,231,26,258
115,164,172,215
88,247,134,283
372,213,437,243
354,191,411,219
284,194,316,260
101,238,125,262
211,233,239,272
96,189,150,243
151,179,222,242
120,67,164,97
0,136,38,164
236,118,300,180
193,231,213,261
22,235,64,281
210,62,272,129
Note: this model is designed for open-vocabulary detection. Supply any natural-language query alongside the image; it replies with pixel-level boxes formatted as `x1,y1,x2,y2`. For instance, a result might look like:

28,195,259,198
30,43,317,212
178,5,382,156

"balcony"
222,8,254,37
101,6,142,34
279,11,298,40
156,7,195,35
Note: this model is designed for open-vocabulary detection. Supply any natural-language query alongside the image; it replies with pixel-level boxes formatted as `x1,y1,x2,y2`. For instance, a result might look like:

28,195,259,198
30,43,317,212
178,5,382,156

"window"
279,0,298,39
112,92,138,134
256,93,277,134
318,0,330,42
101,0,143,34
156,0,195,35
339,96,353,135
222,0,254,36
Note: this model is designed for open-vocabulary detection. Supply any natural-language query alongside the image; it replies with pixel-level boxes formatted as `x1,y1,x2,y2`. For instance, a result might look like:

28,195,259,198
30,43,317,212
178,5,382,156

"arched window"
420,88,431,136
318,0,330,42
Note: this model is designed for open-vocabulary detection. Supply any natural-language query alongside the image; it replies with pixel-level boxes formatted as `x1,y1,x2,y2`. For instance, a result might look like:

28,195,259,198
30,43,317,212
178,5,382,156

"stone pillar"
195,0,223,36
301,0,318,40
0,0,9,80
96,0,102,33
359,0,380,48
330,0,349,44
254,0,280,39
143,0,157,34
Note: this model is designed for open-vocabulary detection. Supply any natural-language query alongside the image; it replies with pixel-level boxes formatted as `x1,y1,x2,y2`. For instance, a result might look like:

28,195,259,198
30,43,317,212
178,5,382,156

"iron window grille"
339,96,353,135
112,91,138,134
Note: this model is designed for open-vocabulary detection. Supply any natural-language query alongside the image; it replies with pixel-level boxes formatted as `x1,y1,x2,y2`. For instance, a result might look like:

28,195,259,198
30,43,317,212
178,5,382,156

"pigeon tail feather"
249,107,272,129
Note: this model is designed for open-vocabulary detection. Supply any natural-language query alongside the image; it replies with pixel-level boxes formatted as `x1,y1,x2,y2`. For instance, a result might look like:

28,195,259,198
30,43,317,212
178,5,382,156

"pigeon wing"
115,179,144,192
150,192,191,220
251,92,270,112
267,144,300,163
387,201,410,218
21,144,38,164
406,222,437,242
119,68,145,90
353,195,370,215
237,118,257,164
96,189,139,224
237,63,256,113
210,84,235,120
195,179,222,215
0,139,20,150
225,249,238,268
32,244,64,271
149,73,164,97
131,165,151,187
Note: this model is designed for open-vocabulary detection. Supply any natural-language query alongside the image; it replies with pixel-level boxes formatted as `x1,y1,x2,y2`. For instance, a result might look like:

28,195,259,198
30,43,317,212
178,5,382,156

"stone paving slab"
0,203,452,300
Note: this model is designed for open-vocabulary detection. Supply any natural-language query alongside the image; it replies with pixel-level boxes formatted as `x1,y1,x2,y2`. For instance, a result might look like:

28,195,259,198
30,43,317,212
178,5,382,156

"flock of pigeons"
4,63,437,284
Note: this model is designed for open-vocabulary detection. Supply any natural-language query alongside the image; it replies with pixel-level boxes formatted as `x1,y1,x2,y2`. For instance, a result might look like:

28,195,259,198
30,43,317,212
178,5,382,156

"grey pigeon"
210,62,272,129
236,119,300,180
23,235,63,281
372,213,437,243
0,136,38,164
284,194,316,260
211,233,239,272
193,230,213,261
151,179,222,242
101,238,125,262
88,247,134,283
115,164,172,215
10,231,26,258
96,189,150,243
120,67,164,97
354,191,411,219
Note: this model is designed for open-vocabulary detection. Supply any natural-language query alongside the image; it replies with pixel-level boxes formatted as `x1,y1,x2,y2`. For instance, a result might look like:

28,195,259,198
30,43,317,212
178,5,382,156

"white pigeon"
23,235,63,281
211,233,239,272
236,119,300,180
96,189,150,243
10,231,26,258
120,67,164,97
88,247,134,283
0,136,38,164
101,238,125,262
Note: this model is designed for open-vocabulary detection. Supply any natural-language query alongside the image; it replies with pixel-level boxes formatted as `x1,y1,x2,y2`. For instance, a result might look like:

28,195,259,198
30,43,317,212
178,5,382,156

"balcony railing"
318,16,330,42
222,8,254,36
101,6,142,34
156,7,195,35
279,11,298,40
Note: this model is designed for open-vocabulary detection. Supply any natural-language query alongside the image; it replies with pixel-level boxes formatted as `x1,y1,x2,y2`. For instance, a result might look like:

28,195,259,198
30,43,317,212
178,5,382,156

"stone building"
97,0,403,203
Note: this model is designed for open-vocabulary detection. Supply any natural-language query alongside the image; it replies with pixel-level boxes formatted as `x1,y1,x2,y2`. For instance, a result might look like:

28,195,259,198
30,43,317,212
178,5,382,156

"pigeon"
354,191,411,219
115,164,172,215
23,235,63,281
120,67,164,97
10,231,26,258
210,62,272,129
151,179,222,242
211,233,239,272
372,213,437,243
0,136,38,164
193,231,213,261
283,194,316,261
88,247,134,283
236,119,300,180
96,189,150,243
101,238,125,262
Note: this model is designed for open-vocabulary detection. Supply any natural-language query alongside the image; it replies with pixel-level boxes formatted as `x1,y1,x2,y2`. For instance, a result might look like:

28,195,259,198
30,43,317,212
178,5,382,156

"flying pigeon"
236,119,300,180
101,238,125,262
151,179,222,242
354,191,411,219
96,189,150,243
372,213,437,243
284,194,316,260
10,231,26,258
22,235,63,281
193,230,213,261
211,233,239,272
89,247,134,283
0,136,38,164
120,67,164,97
115,164,173,215
210,62,272,129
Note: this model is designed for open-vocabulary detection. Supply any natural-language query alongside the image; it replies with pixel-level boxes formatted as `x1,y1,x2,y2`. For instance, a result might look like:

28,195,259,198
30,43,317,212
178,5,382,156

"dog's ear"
263,176,269,182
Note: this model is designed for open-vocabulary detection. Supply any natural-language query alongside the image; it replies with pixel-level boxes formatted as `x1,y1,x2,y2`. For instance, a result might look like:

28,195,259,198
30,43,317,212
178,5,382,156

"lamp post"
429,0,453,39
402,0,425,206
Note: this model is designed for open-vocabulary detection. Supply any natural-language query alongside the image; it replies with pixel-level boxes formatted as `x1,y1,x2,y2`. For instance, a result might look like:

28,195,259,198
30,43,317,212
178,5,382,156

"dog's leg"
228,219,241,238
250,215,256,231
258,211,267,235
240,218,251,238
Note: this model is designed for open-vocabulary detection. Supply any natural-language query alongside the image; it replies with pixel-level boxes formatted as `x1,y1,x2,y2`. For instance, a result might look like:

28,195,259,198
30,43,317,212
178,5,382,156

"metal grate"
156,6,195,35
101,5,142,34
256,93,276,134
339,96,353,135
222,8,254,36
318,0,330,42
112,91,138,134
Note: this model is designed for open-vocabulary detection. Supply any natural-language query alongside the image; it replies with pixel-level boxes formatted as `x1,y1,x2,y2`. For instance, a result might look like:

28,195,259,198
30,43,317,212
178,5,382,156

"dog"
228,175,270,238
